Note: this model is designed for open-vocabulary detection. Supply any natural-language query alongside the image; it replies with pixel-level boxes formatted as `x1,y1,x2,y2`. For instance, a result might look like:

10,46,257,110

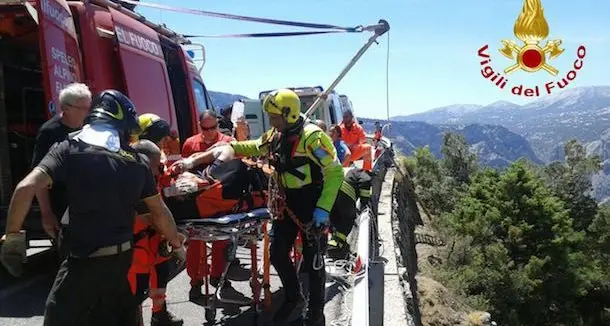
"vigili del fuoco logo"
477,0,586,97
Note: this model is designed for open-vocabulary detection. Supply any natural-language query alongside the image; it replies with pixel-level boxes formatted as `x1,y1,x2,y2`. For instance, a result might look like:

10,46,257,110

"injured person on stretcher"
164,144,270,303
170,143,372,259
163,144,371,321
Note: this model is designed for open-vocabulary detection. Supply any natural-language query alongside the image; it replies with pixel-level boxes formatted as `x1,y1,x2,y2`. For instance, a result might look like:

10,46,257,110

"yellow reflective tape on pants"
333,232,347,241
340,182,357,201
359,188,371,198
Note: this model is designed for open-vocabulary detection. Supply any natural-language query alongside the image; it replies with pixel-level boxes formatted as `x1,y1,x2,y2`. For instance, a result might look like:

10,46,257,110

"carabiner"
311,234,324,271
312,252,324,271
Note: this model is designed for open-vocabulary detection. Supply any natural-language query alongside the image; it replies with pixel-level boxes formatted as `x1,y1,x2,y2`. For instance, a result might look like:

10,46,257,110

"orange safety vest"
128,215,154,295
340,122,366,148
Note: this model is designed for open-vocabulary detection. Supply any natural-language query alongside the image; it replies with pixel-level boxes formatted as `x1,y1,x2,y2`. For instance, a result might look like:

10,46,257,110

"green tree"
441,132,478,185
542,139,601,231
578,205,610,325
443,160,594,326
408,147,457,215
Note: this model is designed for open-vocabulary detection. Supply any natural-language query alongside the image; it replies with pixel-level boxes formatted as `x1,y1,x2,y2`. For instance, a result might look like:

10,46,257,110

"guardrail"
351,138,394,326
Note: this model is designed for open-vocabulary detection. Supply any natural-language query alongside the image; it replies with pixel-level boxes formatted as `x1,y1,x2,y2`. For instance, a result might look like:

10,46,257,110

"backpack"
164,159,268,221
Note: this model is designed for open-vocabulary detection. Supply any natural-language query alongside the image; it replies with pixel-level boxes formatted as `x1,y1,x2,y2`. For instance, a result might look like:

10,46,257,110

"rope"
326,253,364,326
385,31,391,123
268,172,327,271
267,173,311,235
120,0,362,32
183,30,349,39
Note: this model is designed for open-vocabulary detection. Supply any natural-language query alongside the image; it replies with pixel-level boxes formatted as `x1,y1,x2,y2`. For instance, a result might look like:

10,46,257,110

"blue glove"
312,208,329,227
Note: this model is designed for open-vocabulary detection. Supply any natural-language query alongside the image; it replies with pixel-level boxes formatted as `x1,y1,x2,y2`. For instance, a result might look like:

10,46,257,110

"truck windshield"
299,95,316,113
299,95,324,120
192,79,211,114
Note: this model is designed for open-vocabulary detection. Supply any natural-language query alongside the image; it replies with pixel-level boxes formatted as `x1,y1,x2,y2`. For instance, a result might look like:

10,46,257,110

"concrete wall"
391,168,423,326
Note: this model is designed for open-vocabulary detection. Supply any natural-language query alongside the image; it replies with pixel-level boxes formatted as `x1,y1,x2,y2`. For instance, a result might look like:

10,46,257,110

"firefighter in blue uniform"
0,90,185,326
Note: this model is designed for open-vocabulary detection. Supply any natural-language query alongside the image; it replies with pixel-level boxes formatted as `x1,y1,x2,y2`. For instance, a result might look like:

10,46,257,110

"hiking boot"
151,304,183,326
272,295,306,325
210,278,249,304
209,277,222,288
304,309,325,326
188,282,203,301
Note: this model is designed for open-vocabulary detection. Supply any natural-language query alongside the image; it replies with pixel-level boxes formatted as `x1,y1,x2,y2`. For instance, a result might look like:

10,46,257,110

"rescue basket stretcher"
176,207,273,323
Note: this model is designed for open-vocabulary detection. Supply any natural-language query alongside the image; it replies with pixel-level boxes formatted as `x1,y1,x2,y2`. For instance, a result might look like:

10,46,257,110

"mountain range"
393,85,610,201
397,86,610,162
359,119,542,169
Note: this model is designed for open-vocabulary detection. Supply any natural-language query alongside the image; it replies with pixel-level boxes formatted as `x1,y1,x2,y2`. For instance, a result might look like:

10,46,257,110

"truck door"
108,8,177,130
35,0,84,118
180,49,208,136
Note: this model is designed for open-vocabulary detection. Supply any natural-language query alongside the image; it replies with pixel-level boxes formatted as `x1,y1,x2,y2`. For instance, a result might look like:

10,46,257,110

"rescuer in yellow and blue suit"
226,89,343,326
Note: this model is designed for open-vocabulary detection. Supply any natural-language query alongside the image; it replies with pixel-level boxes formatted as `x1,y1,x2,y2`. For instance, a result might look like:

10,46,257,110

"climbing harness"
267,171,326,271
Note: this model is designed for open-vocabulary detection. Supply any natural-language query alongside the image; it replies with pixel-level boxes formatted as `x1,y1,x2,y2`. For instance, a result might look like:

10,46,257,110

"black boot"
272,294,306,325
304,308,325,326
305,249,326,326
151,304,183,326
188,282,202,301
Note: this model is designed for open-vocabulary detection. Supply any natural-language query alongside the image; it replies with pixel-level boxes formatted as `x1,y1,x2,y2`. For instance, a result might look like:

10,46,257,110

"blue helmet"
86,90,140,137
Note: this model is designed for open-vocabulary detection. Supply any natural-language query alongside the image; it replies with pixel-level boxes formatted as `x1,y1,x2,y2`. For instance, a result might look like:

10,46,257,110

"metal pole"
304,19,390,118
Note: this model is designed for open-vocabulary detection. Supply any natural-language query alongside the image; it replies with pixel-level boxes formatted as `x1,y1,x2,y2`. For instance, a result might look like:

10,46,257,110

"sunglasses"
201,124,217,131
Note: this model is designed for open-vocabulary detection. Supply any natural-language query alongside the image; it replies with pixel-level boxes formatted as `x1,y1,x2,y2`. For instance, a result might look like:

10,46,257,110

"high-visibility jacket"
230,122,343,213
340,168,372,205
339,122,366,148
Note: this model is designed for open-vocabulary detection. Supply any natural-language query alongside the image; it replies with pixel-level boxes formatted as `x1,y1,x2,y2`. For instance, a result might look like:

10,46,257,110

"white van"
231,99,269,139
233,86,359,139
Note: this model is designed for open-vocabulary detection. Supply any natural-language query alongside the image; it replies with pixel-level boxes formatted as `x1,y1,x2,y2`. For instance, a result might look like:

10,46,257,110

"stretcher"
176,207,272,323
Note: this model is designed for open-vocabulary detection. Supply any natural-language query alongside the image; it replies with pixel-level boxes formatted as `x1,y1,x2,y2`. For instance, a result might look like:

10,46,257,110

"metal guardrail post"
351,140,393,326
351,207,371,326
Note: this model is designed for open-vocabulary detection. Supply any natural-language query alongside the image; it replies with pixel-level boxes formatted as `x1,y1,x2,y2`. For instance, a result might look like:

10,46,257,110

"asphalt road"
0,241,58,326
0,240,354,326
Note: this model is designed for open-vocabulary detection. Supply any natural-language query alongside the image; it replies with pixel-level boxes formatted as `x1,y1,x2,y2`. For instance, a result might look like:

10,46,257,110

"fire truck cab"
0,0,213,239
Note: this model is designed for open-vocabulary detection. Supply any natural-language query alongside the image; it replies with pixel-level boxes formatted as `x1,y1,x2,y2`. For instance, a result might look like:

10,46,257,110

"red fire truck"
0,0,212,239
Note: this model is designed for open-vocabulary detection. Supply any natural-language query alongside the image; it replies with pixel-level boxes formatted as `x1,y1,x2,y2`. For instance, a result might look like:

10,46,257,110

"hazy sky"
136,0,610,118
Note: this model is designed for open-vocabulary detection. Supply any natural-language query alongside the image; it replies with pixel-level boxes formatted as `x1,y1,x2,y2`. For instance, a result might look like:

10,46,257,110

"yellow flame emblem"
499,0,564,76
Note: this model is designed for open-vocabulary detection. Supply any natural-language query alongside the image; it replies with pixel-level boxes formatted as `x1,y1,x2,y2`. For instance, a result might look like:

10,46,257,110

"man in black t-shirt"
0,90,185,326
32,83,92,241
